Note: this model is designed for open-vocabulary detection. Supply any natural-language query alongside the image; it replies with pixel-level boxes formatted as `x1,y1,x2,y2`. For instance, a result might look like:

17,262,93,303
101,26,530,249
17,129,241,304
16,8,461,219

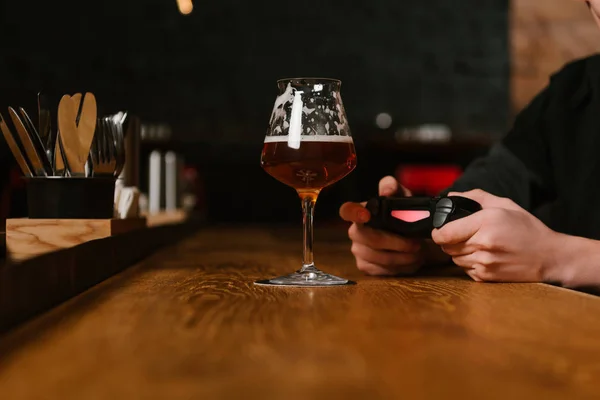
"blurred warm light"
177,0,193,15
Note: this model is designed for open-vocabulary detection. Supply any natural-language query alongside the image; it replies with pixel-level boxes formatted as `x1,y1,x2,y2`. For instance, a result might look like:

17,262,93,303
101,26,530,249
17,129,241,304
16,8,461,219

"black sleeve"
443,86,555,211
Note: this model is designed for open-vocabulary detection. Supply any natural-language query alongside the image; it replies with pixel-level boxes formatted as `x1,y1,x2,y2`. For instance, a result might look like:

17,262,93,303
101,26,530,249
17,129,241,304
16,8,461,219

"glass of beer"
257,78,357,286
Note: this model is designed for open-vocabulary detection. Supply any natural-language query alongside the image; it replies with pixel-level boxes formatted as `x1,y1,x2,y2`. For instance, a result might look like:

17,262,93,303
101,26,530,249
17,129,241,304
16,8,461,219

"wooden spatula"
57,93,97,176
55,93,82,175
77,93,97,167
57,95,79,174
71,93,83,120
0,111,33,176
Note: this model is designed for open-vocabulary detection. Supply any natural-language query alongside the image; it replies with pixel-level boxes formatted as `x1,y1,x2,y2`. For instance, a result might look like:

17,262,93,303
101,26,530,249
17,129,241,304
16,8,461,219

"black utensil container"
25,177,116,219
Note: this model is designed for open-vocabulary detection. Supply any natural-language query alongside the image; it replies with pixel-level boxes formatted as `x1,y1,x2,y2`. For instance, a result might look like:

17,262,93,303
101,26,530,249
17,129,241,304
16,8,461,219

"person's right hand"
339,176,425,276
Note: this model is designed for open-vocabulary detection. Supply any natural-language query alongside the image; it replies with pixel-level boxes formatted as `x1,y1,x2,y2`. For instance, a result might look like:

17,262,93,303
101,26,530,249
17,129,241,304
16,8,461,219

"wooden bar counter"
1,225,600,399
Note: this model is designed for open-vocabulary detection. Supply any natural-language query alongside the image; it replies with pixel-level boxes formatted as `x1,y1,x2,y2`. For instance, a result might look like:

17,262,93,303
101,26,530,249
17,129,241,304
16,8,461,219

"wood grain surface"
1,225,600,399
0,222,200,333
6,217,148,261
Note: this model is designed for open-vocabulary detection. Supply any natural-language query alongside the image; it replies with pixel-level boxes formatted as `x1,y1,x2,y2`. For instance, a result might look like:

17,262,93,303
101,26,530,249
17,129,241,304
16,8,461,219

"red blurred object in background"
396,164,462,196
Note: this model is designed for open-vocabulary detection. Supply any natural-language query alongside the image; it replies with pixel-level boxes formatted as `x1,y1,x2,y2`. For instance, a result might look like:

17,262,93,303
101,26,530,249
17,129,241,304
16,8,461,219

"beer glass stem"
299,192,318,272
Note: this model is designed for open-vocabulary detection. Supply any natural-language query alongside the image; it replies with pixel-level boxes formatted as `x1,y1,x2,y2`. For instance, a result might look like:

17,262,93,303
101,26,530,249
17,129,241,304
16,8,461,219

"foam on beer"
264,135,354,143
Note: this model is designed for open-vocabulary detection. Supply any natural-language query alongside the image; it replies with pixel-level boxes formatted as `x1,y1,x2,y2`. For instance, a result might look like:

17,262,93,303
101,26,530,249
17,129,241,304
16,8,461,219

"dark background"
0,0,509,222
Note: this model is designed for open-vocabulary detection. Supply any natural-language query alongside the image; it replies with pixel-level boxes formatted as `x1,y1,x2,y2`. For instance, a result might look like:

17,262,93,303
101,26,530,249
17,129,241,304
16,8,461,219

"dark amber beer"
261,135,357,191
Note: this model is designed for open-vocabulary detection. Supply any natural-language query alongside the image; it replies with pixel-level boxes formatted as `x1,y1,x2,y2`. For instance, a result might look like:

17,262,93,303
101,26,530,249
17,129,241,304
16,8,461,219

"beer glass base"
254,270,354,287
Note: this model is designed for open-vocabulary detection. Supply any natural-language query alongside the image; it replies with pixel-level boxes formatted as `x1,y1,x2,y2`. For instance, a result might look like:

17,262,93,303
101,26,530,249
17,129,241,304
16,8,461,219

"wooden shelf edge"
6,217,148,262
0,220,202,334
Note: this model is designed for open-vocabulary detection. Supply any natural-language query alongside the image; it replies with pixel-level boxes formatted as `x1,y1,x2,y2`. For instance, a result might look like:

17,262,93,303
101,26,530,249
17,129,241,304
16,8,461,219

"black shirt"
448,54,600,240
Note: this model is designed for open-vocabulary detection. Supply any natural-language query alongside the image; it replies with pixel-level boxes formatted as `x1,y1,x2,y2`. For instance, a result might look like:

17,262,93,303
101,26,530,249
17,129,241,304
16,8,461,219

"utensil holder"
25,177,116,219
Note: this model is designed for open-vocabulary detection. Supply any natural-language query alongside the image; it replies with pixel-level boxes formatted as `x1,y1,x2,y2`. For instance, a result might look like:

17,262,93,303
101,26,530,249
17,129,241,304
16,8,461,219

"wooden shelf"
6,218,148,262
0,211,201,333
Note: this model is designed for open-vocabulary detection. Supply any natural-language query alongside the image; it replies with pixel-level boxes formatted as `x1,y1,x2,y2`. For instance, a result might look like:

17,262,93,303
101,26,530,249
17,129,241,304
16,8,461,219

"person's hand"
339,176,424,276
431,189,560,282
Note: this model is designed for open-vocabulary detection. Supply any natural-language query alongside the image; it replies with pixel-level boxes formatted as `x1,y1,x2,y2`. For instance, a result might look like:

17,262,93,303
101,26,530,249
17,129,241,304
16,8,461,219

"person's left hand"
431,189,560,283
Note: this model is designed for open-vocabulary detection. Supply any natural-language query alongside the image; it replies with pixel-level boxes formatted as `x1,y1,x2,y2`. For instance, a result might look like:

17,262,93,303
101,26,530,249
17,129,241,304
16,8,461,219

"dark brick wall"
0,0,508,222
0,0,509,145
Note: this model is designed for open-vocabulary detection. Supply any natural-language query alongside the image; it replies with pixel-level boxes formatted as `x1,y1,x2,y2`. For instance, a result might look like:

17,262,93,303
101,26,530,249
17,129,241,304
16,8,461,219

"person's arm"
444,143,546,209
341,81,559,276
443,86,556,212
546,234,600,288
428,188,600,288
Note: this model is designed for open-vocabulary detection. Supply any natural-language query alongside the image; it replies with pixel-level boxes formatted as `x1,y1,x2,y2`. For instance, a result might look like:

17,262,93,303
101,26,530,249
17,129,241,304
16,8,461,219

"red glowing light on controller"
391,210,430,222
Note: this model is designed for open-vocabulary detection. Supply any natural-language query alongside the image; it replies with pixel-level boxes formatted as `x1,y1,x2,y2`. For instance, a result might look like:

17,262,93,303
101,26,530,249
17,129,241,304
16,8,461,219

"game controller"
364,195,482,238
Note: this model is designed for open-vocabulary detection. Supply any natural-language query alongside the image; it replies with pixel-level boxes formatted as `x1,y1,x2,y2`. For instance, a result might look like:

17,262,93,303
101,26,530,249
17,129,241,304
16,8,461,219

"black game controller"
364,195,482,238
